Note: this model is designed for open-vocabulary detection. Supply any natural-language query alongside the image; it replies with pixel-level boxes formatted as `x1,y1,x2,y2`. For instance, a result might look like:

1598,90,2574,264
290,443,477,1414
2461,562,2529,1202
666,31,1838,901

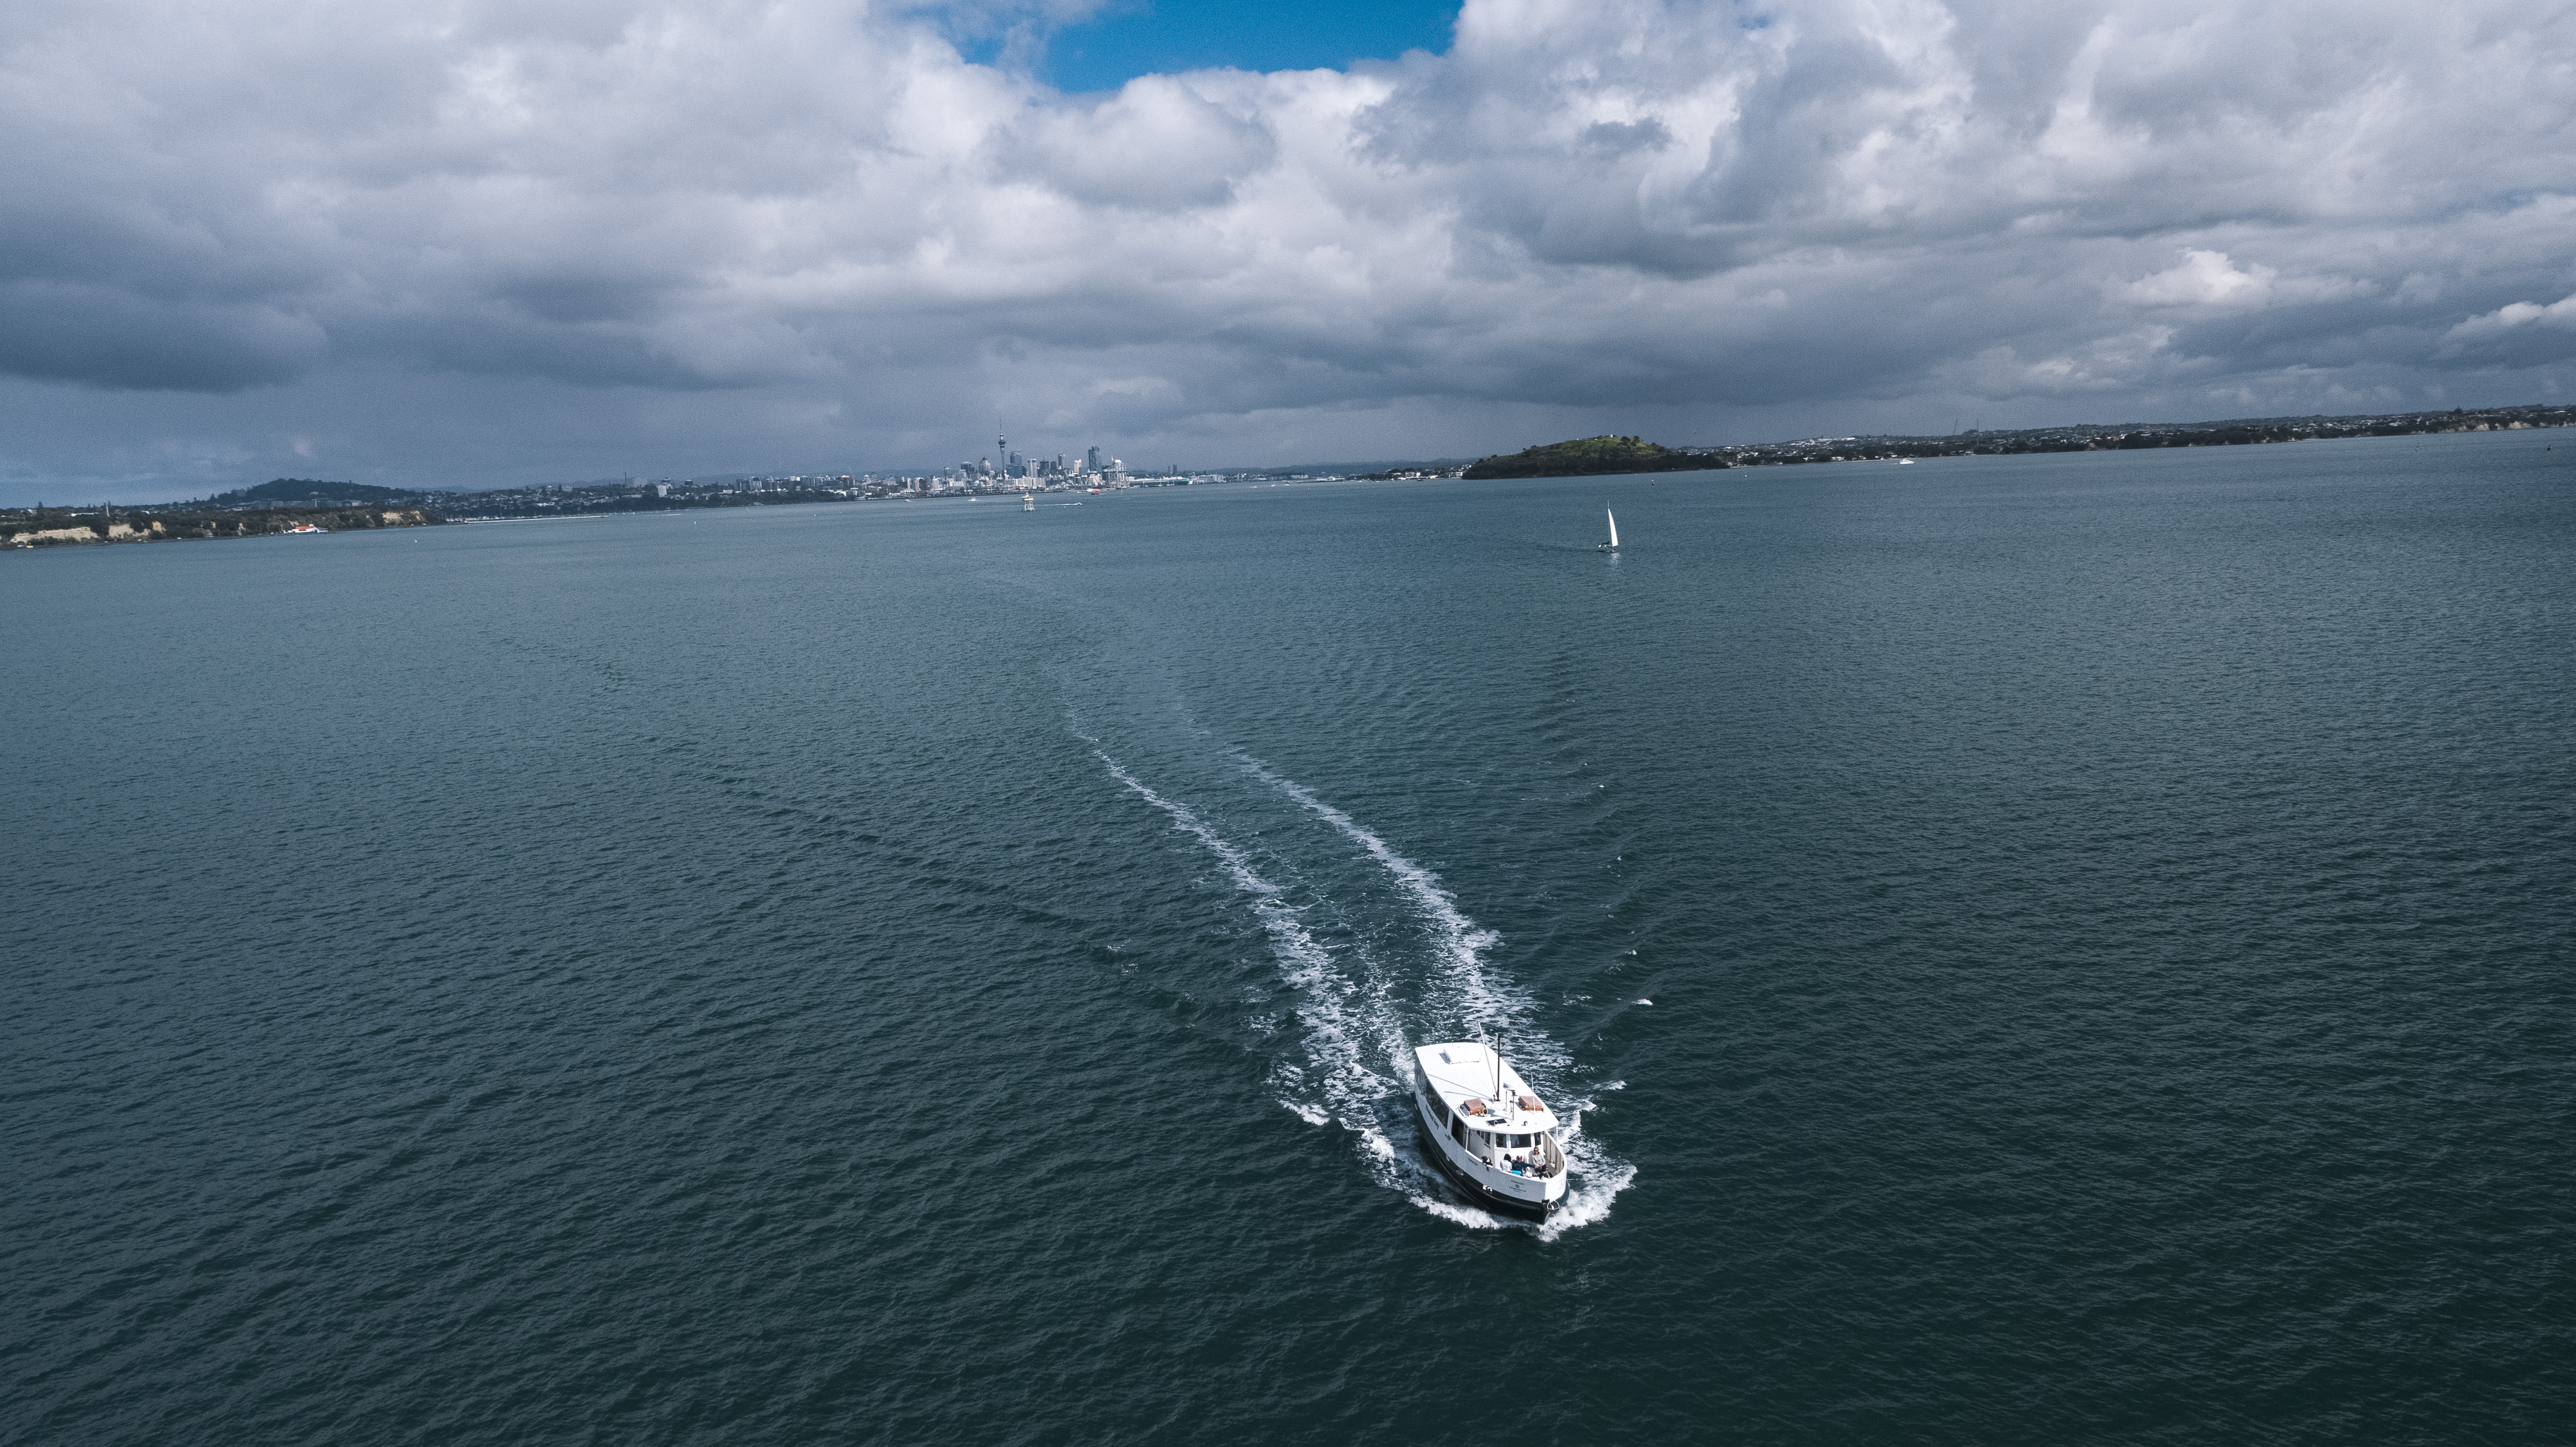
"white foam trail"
1098,753,1556,1229
1233,753,1638,1235
1233,756,1523,1032
1100,753,1303,946
1096,752,1402,1142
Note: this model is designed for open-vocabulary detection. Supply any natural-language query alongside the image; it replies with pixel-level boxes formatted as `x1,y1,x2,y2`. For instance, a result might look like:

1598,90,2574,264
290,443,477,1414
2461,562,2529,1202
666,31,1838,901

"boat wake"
1233,754,1636,1239
1233,757,1513,1024
1095,753,1404,1149
1096,743,1634,1238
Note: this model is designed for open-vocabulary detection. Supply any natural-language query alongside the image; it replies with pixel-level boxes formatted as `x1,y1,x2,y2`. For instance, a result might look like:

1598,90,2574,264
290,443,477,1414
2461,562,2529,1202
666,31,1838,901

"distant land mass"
215,479,422,506
1463,435,1715,479
7,401,2571,549
1465,402,2575,479
1,502,441,548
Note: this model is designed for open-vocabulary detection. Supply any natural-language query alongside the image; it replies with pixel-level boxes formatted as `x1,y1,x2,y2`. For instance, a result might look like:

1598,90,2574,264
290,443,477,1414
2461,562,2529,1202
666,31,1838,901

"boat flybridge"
1411,1041,1568,1219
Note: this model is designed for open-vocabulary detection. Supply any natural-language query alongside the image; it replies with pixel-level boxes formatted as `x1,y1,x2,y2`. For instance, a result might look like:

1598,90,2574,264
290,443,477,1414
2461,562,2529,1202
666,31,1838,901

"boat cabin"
1412,1042,1564,1179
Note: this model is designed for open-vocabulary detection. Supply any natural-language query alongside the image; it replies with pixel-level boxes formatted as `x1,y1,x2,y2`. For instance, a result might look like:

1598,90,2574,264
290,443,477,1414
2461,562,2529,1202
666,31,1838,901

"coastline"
2,506,444,550
1471,402,2574,478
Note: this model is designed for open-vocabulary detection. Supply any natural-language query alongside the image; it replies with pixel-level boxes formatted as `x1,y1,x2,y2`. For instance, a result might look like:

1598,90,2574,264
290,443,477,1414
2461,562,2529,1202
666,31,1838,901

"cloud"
0,282,327,390
2125,250,2274,307
1581,119,1673,155
1,0,2574,498
996,74,1277,210
2444,292,2576,350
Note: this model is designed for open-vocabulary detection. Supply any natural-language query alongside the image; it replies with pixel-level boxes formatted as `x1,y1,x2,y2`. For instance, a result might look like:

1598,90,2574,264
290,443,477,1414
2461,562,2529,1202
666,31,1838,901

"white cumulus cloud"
2447,293,2576,340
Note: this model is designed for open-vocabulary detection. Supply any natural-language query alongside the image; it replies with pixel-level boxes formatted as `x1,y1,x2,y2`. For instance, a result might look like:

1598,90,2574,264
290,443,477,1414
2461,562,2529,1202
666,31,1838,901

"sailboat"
1597,509,1619,552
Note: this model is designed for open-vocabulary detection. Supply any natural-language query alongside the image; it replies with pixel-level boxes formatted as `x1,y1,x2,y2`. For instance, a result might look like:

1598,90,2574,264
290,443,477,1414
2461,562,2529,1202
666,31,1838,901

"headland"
4,499,444,550
1465,402,2574,478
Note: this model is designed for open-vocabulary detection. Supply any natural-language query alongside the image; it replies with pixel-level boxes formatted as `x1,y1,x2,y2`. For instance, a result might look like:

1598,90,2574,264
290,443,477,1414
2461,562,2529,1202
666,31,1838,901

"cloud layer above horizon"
5,0,2575,497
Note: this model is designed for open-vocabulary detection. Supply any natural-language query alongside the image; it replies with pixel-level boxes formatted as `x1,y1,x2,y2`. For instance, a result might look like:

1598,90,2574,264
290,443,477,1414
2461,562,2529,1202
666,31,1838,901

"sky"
4,0,2575,502
1017,0,1460,94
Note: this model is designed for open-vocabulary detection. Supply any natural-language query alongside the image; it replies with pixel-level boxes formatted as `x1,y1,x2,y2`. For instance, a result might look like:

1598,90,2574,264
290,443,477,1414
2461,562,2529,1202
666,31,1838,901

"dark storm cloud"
0,282,325,390
2,0,2573,499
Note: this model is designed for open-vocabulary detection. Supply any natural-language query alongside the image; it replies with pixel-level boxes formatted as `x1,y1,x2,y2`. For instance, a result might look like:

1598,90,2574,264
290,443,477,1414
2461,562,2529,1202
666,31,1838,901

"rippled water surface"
7,433,2572,1444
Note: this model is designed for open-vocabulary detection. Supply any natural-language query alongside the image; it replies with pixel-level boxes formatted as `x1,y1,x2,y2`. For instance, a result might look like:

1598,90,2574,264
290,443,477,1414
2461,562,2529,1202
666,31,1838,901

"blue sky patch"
1037,0,1458,91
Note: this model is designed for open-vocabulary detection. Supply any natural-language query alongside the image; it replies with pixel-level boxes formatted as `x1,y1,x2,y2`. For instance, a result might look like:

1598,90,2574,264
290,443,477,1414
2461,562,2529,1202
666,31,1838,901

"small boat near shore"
1411,1040,1567,1219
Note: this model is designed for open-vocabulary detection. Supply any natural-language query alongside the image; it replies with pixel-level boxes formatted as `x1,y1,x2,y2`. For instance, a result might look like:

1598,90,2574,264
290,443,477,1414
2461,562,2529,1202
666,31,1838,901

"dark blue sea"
6,432,2572,1444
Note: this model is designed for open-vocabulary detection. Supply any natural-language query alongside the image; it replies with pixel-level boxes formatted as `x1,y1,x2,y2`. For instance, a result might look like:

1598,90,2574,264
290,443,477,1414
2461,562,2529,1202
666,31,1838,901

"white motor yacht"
1411,1041,1568,1219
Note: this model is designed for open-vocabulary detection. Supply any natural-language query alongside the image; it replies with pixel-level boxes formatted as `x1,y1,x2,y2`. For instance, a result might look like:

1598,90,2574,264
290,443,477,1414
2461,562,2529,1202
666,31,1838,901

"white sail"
1607,510,1618,548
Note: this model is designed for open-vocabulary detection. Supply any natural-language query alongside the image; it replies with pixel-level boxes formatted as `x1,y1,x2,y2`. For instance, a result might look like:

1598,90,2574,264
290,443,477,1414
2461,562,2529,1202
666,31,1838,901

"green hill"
1462,436,1726,479
215,478,416,505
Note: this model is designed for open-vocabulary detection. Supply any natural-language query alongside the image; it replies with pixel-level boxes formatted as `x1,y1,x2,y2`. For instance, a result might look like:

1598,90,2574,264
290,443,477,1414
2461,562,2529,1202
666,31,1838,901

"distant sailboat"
1598,509,1619,552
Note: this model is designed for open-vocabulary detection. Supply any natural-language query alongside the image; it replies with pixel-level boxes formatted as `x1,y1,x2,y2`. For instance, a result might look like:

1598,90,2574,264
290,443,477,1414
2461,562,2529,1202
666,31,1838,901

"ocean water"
5,432,2571,1444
